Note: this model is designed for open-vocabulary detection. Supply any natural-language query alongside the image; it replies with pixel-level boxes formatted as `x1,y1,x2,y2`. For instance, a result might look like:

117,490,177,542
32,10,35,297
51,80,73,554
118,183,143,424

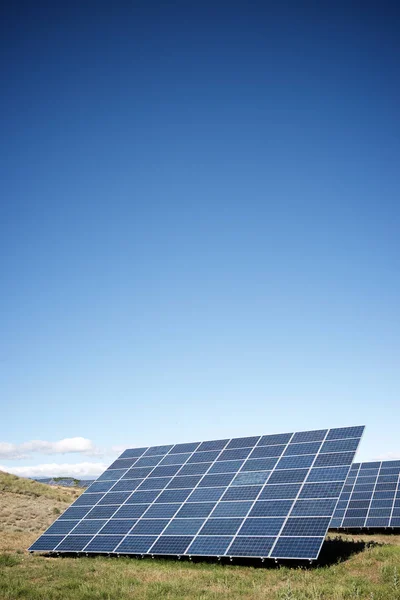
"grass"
0,471,399,599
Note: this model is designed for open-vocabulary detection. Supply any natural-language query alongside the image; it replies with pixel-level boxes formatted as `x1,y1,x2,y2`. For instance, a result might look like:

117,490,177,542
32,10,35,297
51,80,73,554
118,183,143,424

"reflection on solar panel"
330,460,400,529
29,426,364,561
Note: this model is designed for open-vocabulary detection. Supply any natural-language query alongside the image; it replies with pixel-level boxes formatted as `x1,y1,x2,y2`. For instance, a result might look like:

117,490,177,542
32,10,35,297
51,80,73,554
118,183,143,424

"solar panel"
330,460,400,529
29,426,364,561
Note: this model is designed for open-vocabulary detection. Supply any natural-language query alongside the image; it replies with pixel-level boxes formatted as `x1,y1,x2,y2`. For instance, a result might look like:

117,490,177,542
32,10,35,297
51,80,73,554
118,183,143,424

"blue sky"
1,2,399,477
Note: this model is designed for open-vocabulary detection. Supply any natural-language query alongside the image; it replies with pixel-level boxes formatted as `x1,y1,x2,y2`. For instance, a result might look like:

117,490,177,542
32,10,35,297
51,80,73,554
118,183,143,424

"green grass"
0,534,399,600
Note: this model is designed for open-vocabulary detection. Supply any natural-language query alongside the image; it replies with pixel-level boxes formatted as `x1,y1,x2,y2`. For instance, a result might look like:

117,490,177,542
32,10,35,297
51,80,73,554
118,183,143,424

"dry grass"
0,471,82,548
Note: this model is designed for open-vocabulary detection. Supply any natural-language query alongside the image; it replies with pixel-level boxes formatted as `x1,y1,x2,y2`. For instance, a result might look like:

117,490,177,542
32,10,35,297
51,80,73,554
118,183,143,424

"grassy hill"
0,471,399,600
0,470,82,554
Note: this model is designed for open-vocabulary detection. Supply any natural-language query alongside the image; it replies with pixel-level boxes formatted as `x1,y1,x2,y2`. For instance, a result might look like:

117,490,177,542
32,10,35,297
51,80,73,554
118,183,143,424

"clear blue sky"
1,1,399,477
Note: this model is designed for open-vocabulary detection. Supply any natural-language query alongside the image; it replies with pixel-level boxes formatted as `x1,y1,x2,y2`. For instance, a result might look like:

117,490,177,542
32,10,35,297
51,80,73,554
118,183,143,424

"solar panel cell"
176,502,216,518
149,465,181,478
111,479,143,492
171,442,200,454
217,448,253,461
276,455,314,470
228,536,275,556
281,517,331,536
98,492,132,505
134,456,162,467
242,458,278,471
98,469,127,481
198,473,235,487
119,448,147,459
251,445,286,458
258,433,292,446
100,520,137,534
272,536,324,559
178,462,212,476
200,518,243,536
56,536,93,552
250,500,293,517
160,453,191,465
188,536,233,555
113,505,150,519
85,536,124,552
209,460,245,474
232,471,271,486
163,519,205,535
74,493,103,506
167,475,203,489
155,489,192,503
314,452,354,467
188,451,220,463
116,536,157,553
222,485,262,501
291,430,327,443
45,521,79,535
260,484,301,500
300,482,343,498
85,506,118,519
227,436,260,449
267,469,308,484
145,445,174,456
197,439,229,451
130,520,170,535
138,477,172,490
284,442,321,456
307,466,349,482
144,504,180,518
109,458,138,469
239,518,284,536
124,467,154,479
212,501,253,517
151,536,194,555
327,426,364,440
59,507,91,520
71,520,107,534
86,481,115,493
30,535,65,551
188,488,225,502
320,439,360,453
200,518,243,535
291,499,337,516
126,490,160,503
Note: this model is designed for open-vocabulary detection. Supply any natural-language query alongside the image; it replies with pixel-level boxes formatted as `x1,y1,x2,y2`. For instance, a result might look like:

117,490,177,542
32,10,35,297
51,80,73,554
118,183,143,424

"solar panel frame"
29,425,364,560
330,460,400,529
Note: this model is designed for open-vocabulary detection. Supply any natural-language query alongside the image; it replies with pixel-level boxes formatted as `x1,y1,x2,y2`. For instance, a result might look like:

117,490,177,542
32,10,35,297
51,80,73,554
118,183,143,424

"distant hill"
33,477,94,488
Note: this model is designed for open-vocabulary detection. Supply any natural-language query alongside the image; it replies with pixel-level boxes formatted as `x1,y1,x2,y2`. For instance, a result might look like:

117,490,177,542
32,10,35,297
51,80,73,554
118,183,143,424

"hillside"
0,470,82,553
0,471,400,600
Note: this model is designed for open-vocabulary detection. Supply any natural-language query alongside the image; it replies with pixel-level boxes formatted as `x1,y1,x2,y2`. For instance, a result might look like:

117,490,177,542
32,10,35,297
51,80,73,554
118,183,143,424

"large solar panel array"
330,460,400,529
30,426,364,561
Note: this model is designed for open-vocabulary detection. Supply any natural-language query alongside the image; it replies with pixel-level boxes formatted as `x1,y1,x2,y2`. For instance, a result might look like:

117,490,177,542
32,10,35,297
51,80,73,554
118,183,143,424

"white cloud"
0,437,101,459
0,462,107,478
0,442,29,460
